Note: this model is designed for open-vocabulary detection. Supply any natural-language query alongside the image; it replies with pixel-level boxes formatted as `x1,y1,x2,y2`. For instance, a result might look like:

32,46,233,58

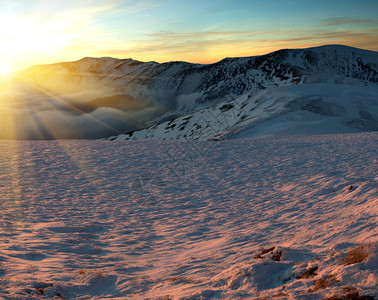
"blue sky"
0,0,377,70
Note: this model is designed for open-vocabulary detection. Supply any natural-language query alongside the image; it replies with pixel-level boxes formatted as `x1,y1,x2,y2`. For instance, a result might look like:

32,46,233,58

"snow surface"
0,133,377,299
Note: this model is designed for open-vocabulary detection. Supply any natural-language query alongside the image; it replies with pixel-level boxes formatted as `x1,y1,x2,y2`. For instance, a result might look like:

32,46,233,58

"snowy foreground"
0,133,377,299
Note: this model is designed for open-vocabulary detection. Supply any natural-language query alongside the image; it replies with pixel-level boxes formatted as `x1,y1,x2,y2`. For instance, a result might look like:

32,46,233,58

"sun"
0,64,12,77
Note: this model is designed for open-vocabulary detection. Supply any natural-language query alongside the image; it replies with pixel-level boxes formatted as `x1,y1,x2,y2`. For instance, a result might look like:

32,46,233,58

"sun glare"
0,64,12,76
0,15,75,71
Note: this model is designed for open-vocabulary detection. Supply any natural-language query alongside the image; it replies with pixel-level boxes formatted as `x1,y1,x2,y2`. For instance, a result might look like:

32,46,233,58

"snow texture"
0,133,377,299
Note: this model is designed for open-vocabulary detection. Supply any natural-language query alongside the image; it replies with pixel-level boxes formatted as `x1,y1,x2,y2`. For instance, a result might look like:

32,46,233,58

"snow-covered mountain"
108,82,378,141
21,45,378,104
100,45,378,140
11,45,378,139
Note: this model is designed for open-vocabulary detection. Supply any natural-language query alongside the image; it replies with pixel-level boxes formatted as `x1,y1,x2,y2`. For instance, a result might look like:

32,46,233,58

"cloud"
0,99,138,139
0,0,126,70
0,74,169,139
95,28,378,64
113,0,160,14
0,0,20,9
144,31,261,38
322,17,378,26
5,0,165,70
5,1,378,70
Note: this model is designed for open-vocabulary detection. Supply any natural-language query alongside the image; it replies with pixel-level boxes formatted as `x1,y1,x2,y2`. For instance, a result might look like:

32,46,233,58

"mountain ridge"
23,44,378,68
5,44,378,140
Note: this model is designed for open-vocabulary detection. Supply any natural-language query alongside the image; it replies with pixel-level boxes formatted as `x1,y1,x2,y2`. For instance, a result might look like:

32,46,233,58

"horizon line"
19,43,377,72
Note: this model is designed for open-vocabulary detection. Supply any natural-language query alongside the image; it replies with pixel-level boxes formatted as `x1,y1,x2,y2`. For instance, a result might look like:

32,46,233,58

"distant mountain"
22,45,378,102
9,45,378,139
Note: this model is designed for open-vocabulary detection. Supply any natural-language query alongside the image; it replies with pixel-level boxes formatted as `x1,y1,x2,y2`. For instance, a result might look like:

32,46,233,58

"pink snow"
0,132,377,299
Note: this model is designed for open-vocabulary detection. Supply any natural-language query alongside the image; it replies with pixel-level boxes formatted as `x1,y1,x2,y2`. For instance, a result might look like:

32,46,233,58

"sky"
0,0,378,71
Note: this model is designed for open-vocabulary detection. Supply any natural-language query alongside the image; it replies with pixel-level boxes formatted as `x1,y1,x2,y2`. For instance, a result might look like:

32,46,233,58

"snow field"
0,133,377,298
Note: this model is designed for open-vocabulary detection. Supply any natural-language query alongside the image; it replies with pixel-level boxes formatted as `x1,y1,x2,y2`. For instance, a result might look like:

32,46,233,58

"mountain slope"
107,81,378,141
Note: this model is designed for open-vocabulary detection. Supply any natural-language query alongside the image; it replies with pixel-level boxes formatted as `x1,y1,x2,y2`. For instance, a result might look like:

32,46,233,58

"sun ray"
7,76,125,196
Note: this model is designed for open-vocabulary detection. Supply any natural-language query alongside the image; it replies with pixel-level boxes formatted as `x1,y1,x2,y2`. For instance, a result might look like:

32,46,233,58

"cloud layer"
0,80,162,139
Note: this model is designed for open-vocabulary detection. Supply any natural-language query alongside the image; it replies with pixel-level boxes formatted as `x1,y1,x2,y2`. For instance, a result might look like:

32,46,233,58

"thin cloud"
0,0,20,9
95,28,378,64
114,0,160,15
323,17,378,26
145,31,264,38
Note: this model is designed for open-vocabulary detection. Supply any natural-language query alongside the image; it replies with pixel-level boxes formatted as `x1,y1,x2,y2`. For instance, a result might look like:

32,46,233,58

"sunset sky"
1,0,377,71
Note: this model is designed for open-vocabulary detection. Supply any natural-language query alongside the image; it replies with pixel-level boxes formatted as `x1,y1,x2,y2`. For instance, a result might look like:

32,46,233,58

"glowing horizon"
1,0,377,72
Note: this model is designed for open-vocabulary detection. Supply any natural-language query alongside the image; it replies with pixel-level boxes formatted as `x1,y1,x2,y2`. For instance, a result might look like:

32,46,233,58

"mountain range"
3,44,378,140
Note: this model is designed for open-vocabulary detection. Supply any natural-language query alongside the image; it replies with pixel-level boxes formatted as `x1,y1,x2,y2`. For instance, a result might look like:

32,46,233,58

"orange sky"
0,0,377,72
